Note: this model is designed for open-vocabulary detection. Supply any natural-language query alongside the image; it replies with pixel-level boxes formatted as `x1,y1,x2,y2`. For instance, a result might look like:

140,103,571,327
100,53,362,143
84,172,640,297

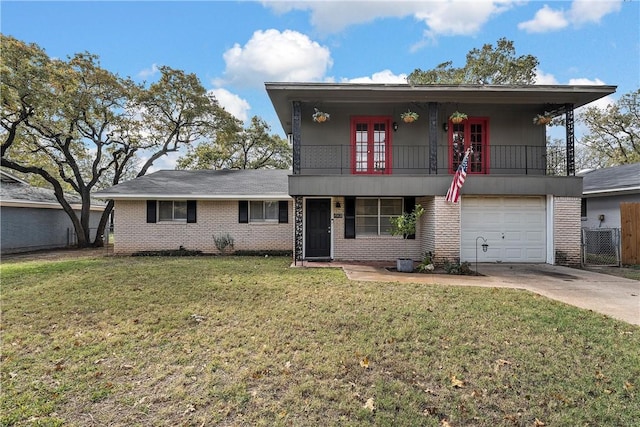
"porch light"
443,123,449,132
475,236,489,276
393,121,398,132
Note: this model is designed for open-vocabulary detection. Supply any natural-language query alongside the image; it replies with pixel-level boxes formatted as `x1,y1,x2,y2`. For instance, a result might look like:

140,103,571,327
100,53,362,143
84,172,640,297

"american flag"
445,148,472,204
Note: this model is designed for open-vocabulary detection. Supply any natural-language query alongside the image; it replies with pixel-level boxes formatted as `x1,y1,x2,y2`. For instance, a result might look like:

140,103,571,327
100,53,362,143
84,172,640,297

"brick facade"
553,197,582,266
332,197,422,261
427,196,461,265
113,200,293,255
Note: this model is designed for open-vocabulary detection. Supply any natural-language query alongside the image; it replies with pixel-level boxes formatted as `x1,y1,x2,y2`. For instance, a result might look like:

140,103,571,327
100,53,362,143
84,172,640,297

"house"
93,169,293,255
265,83,617,266
580,163,640,265
0,170,105,254
580,163,640,229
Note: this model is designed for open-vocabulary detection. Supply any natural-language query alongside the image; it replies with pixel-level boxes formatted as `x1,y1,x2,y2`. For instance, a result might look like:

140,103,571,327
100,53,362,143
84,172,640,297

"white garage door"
461,196,546,263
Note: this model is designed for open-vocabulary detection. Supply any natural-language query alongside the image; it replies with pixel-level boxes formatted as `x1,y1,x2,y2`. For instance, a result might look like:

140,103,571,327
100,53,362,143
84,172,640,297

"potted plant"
400,110,419,123
312,108,330,123
389,204,425,272
533,113,552,125
449,111,468,124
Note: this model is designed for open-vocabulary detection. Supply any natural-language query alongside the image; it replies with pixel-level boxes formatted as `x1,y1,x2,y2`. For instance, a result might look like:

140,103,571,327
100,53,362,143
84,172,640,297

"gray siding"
298,103,549,176
289,175,583,198
1,206,103,254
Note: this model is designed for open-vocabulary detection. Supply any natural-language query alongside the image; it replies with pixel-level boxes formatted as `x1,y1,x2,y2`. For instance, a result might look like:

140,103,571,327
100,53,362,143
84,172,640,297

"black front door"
305,198,331,258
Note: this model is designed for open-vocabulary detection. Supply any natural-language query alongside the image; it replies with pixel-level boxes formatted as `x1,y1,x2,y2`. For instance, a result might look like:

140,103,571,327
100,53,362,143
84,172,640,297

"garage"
461,196,546,263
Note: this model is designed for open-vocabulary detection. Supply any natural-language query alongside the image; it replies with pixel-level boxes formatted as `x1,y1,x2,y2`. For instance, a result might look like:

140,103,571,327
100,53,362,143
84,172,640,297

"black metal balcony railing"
297,144,567,176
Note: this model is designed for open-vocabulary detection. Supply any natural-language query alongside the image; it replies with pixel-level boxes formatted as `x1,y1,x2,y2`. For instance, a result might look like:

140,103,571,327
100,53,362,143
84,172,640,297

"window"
351,117,392,174
355,198,403,235
159,201,187,222
449,118,489,174
250,200,279,222
239,200,289,224
146,200,196,223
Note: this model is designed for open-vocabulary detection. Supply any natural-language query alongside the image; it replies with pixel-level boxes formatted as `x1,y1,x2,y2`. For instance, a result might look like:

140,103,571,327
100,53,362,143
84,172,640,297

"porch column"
565,103,575,176
428,102,438,174
292,101,301,175
294,196,303,261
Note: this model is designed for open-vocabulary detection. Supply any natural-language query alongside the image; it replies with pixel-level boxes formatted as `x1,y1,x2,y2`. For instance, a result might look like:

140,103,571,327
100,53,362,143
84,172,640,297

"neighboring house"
265,83,617,266
580,163,640,229
94,169,293,255
0,170,105,254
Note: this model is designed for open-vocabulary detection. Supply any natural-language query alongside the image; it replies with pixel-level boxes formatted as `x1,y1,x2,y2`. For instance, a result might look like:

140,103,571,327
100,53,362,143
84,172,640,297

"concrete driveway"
328,262,640,326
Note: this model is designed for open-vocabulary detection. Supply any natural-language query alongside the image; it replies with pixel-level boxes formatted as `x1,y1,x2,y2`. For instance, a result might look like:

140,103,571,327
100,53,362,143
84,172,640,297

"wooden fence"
621,202,640,265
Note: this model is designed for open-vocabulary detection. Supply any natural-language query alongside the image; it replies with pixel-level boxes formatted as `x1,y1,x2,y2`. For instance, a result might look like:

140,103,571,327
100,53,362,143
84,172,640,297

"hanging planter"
312,108,330,123
401,110,419,123
533,113,552,125
449,111,468,124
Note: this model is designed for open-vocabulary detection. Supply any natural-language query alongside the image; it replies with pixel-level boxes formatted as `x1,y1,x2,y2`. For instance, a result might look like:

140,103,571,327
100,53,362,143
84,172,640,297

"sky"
2,0,639,170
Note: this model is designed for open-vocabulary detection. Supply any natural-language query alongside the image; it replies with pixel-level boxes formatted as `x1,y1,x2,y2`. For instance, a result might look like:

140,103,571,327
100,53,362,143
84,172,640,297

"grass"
1,256,639,426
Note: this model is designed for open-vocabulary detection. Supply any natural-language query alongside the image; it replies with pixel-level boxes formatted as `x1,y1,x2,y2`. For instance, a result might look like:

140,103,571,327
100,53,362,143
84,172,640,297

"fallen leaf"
364,397,375,412
623,381,634,391
441,419,452,427
360,356,370,369
451,375,464,388
533,418,545,426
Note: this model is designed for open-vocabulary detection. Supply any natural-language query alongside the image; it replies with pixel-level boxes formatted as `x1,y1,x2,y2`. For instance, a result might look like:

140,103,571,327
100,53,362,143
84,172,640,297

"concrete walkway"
297,261,640,326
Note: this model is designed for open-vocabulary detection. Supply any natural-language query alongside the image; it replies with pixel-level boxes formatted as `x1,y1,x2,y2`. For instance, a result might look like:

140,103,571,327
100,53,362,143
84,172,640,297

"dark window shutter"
187,200,197,223
146,200,157,223
278,200,288,223
239,200,248,223
404,197,416,240
344,197,356,239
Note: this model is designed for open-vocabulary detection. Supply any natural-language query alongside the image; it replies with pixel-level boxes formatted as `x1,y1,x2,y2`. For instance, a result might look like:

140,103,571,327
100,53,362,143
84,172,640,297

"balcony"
296,144,568,176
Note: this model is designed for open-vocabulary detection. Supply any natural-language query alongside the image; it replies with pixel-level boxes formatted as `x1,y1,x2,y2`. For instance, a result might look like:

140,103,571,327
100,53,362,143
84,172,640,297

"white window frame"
249,200,279,223
158,200,187,222
355,197,403,236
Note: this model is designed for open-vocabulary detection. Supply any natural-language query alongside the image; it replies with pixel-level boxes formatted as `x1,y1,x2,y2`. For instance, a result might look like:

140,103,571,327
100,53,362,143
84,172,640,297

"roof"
1,170,105,210
265,83,617,134
581,163,640,196
93,169,292,200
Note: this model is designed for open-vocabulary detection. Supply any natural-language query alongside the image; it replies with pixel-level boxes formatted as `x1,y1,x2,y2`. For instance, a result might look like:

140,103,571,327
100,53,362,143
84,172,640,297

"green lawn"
1,256,638,426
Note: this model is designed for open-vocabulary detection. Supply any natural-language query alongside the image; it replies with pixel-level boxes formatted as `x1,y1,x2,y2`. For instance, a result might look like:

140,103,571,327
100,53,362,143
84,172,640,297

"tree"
1,35,232,247
407,38,538,85
176,116,291,170
577,89,640,167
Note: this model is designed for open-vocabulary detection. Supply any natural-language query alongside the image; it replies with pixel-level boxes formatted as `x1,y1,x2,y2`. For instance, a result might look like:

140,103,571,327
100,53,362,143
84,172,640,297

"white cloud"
208,88,251,122
567,77,606,86
138,63,159,79
415,0,516,37
534,69,559,85
263,1,413,34
519,0,622,33
518,5,568,33
220,29,333,87
263,0,517,37
567,77,614,110
568,0,622,25
343,69,408,84
142,151,180,173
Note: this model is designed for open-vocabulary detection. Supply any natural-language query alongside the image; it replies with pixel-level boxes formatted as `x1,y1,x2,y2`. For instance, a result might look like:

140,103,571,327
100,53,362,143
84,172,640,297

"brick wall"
113,200,293,255
431,196,461,265
553,196,582,266
332,197,422,261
